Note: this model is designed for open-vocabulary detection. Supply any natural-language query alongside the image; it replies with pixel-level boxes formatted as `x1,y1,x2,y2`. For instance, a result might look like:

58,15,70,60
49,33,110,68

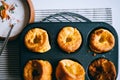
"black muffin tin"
20,22,118,80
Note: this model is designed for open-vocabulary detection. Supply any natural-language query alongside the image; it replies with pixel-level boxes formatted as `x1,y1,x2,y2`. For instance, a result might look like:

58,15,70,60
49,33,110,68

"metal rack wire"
42,12,91,22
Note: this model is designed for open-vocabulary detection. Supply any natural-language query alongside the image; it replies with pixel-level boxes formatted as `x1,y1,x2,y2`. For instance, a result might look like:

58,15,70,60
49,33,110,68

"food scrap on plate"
0,0,17,21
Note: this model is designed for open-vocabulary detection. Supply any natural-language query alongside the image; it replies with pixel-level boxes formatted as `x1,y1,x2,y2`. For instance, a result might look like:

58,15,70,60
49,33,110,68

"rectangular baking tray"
20,22,118,80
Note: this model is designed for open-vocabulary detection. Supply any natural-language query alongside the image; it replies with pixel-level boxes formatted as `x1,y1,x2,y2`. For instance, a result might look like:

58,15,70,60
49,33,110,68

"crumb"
92,53,96,56
87,50,91,53
17,19,20,23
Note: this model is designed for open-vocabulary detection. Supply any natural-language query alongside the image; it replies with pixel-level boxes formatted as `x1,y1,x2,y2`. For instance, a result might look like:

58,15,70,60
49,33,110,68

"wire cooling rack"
42,12,91,22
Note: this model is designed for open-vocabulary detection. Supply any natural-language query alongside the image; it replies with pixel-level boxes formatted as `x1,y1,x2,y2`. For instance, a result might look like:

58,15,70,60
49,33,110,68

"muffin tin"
20,22,118,80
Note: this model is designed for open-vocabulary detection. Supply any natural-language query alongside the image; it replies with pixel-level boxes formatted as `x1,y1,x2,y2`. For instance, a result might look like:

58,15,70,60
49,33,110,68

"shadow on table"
5,37,21,79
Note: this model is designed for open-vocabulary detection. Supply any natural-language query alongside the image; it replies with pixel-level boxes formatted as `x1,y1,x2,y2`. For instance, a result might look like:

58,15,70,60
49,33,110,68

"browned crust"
24,60,52,80
57,27,82,53
88,58,116,80
89,29,115,53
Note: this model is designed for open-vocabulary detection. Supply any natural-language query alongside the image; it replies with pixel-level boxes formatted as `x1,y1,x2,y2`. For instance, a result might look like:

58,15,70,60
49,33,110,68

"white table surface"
32,0,120,80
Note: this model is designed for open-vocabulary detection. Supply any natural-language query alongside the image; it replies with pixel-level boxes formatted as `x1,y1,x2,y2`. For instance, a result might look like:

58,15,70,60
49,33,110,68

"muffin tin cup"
20,22,118,80
87,57,117,80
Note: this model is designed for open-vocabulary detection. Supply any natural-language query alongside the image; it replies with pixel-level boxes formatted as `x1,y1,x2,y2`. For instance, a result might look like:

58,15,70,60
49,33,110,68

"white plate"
0,0,34,39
